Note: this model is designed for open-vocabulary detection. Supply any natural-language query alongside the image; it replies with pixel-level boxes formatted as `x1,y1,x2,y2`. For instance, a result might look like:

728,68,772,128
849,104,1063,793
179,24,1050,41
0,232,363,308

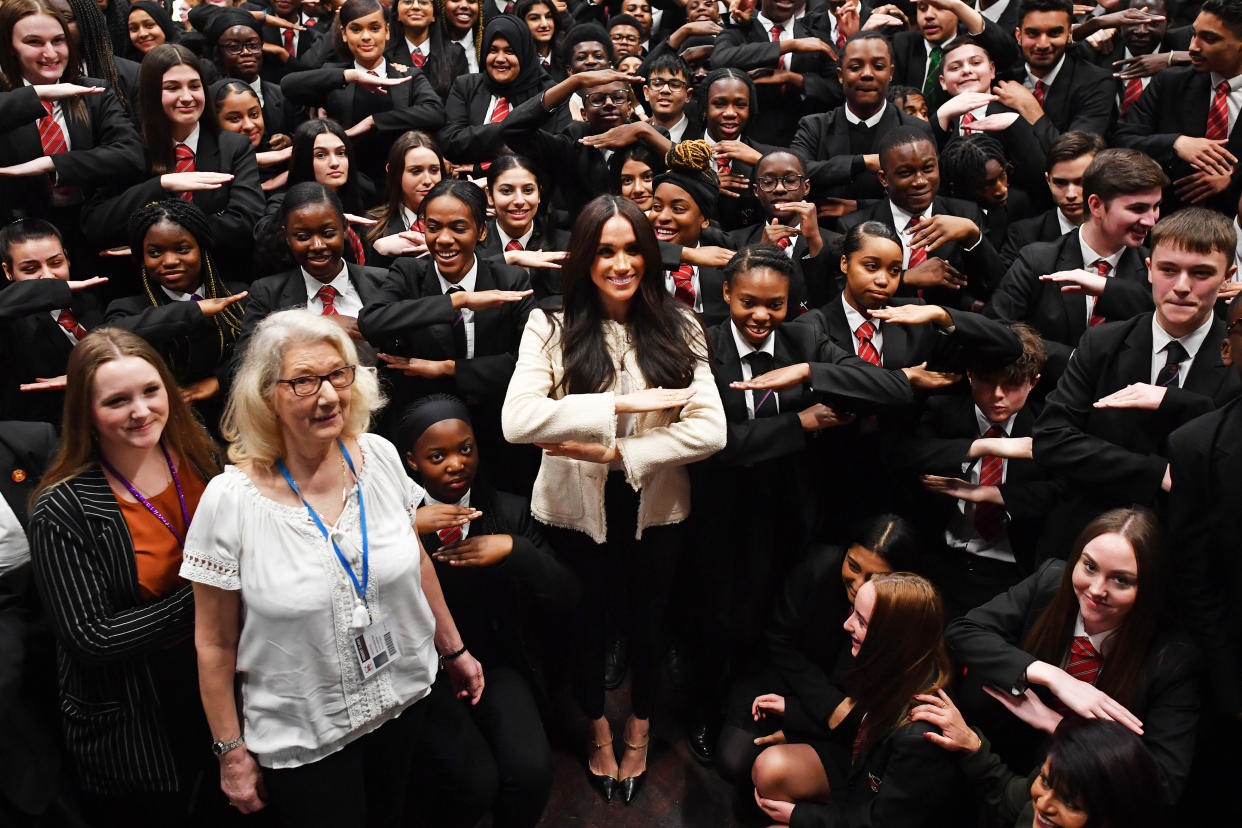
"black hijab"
480,13,549,105
128,1,180,49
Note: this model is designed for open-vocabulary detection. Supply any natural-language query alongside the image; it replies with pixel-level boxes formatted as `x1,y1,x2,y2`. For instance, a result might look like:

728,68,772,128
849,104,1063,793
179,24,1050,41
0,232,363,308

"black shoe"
605,638,628,690
619,770,646,804
665,644,690,694
687,722,717,765
587,736,617,803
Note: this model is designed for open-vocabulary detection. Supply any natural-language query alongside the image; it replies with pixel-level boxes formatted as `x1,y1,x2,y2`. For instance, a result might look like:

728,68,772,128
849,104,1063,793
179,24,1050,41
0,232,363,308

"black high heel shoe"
587,735,618,803
618,717,649,805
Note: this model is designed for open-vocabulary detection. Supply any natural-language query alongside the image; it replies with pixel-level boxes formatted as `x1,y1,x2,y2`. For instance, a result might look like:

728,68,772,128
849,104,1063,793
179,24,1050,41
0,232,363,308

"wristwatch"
211,736,245,757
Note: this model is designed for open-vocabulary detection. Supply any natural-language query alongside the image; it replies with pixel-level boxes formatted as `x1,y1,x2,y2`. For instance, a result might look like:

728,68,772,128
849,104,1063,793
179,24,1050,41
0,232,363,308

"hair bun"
664,139,716,180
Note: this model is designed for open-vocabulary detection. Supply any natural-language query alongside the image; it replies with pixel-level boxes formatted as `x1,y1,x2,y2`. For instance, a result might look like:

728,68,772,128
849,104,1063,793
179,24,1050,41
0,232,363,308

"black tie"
447,285,467,357
1155,340,1189,388
745,351,778,418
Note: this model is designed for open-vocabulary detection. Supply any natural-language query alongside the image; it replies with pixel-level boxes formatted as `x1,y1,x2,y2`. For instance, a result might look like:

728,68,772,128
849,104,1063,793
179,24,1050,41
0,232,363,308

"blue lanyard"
276,439,369,609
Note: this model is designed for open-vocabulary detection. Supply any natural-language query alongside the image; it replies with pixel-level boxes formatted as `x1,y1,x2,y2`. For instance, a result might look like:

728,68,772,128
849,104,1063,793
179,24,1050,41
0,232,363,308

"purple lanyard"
102,442,191,549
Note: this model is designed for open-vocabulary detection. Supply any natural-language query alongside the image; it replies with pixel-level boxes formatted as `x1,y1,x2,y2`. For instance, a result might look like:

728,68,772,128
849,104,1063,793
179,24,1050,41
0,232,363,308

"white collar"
665,113,690,142
401,205,421,231
730,318,775,360
1078,226,1125,271
844,100,887,127
160,284,202,302
1072,614,1118,658
891,199,928,235
301,260,350,299
1152,311,1215,363
1209,71,1242,92
841,292,875,334
976,0,1010,23
436,255,479,293
1027,53,1066,89
973,405,1014,437
177,123,201,155
1057,209,1078,236
406,35,429,57
756,11,792,35
248,76,264,105
353,58,388,78
497,222,535,251
425,487,472,508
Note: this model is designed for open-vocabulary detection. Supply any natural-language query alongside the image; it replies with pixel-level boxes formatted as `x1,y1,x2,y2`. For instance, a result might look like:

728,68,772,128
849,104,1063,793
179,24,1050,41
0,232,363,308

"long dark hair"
556,195,700,395
368,130,444,244
65,0,128,111
515,0,564,65
848,572,951,752
485,153,547,239
289,118,365,213
334,0,388,60
127,199,244,383
0,0,88,125
138,43,207,175
387,0,455,97
848,513,919,572
1023,508,1162,709
421,178,488,226
1044,718,1161,828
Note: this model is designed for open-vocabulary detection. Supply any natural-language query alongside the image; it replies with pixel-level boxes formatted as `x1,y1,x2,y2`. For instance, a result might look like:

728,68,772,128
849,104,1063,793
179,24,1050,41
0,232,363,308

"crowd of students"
1,0,1240,825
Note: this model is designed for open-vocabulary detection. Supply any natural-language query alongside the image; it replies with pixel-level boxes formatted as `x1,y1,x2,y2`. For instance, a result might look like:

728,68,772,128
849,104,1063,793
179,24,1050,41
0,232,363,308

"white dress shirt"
1150,313,1214,388
1078,232,1124,323
757,12,792,70
842,293,884,360
976,0,1011,23
1057,208,1077,236
844,100,888,127
248,76,265,106
354,58,389,78
24,79,71,151
944,407,1017,563
0,495,30,575
891,200,929,268
665,260,703,313
456,32,480,73
730,320,778,418
496,223,535,252
160,285,203,302
423,488,472,540
1208,71,1242,136
303,261,363,317
1025,53,1066,97
437,255,479,358
406,35,430,65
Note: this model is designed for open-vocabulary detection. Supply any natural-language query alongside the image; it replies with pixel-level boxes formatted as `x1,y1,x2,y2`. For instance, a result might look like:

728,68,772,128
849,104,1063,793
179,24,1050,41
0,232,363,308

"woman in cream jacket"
503,195,725,805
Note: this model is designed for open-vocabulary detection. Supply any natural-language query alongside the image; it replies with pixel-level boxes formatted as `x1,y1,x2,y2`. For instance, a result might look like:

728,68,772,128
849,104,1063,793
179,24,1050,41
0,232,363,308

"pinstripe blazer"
28,467,195,795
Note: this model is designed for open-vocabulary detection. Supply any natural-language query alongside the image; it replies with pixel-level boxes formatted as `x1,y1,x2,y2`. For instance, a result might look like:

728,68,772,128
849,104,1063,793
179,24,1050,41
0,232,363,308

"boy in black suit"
642,54,701,143
0,220,104,425
1034,207,1241,550
993,0,1115,154
1002,130,1105,265
1114,0,1242,214
902,323,1063,617
987,147,1165,380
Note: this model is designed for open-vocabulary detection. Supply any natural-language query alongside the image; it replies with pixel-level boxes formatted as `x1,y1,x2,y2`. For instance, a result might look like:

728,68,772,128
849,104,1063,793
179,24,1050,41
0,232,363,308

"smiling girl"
479,154,567,301
366,130,445,265
387,0,468,99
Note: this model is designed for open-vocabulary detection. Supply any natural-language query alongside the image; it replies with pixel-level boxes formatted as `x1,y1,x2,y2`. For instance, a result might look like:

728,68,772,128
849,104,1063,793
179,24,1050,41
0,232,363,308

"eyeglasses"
277,365,358,396
399,0,434,5
584,90,631,107
647,77,688,91
220,40,263,56
756,173,807,192
611,33,641,44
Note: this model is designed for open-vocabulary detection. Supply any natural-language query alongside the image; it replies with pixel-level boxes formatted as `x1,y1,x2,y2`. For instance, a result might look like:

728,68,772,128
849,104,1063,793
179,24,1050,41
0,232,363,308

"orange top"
118,467,207,602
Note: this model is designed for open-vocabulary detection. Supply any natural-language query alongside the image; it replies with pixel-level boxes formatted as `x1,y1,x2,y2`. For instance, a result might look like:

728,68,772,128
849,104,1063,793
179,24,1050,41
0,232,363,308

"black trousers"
544,471,682,720
264,695,427,828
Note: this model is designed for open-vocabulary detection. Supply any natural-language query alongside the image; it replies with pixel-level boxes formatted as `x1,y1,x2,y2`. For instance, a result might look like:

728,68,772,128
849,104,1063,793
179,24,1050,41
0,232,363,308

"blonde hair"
223,310,384,467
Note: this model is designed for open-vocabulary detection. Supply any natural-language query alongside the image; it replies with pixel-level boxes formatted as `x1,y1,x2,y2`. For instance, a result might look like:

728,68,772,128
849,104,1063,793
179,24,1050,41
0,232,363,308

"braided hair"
722,243,794,286
664,139,718,184
127,199,244,382
657,138,719,223
99,0,132,58
694,66,758,137
939,134,1007,202
64,0,128,112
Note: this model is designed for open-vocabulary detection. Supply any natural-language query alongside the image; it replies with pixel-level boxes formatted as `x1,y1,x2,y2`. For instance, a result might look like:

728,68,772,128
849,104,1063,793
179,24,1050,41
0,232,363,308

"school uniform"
0,279,103,426
438,72,556,167
358,254,537,493
1078,26,1192,113
986,227,1153,380
700,131,767,231
1113,65,1242,214
891,20,1020,111
931,100,1049,207
78,127,264,279
259,14,324,82
726,222,841,312
1033,312,1240,549
838,196,1006,310
386,36,470,100
1007,52,1115,156
280,60,447,187
709,14,842,146
476,218,568,304
792,102,934,206
999,207,1069,269
946,559,1202,805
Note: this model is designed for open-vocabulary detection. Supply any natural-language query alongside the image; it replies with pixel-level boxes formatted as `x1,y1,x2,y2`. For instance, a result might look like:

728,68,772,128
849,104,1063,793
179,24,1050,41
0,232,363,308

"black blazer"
1113,65,1242,214
0,279,103,426
259,17,324,82
891,20,1020,110
476,218,568,303
385,37,470,100
0,80,144,223
985,227,1154,379
792,104,934,203
710,16,842,146
1010,52,1116,155
838,196,1007,309
899,393,1063,573
280,61,447,184
28,469,199,794
946,560,1202,805
439,73,555,165
1167,396,1242,716
79,128,264,276
931,100,1049,203
726,223,843,311
1000,207,1064,268
1033,312,1240,511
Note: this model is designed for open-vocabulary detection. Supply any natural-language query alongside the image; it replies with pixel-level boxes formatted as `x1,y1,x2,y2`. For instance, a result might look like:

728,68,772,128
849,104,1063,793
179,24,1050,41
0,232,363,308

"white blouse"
181,433,438,769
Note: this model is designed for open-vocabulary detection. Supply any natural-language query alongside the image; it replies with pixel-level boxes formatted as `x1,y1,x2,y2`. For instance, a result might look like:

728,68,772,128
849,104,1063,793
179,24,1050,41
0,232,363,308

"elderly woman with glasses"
180,309,483,826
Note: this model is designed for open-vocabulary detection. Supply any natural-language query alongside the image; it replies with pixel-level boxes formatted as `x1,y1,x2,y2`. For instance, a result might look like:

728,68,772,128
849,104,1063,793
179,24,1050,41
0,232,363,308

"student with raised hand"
792,31,933,208
0,0,144,241
359,179,537,492
1033,207,1240,548
105,200,247,433
477,154,569,303
0,219,106,425
727,148,838,310
80,43,263,279
946,508,1200,808
911,698,1163,828
365,130,444,267
839,125,1005,311
986,148,1163,381
387,0,469,100
750,573,963,828
439,13,555,173
1115,0,1242,214
29,329,222,827
401,393,576,828
280,0,446,189
501,195,725,805
1002,131,1104,266
714,515,919,784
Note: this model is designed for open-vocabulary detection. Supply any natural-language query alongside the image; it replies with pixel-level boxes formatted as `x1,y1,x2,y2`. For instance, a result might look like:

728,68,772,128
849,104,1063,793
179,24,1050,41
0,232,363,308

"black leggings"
263,697,427,828
544,472,682,720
